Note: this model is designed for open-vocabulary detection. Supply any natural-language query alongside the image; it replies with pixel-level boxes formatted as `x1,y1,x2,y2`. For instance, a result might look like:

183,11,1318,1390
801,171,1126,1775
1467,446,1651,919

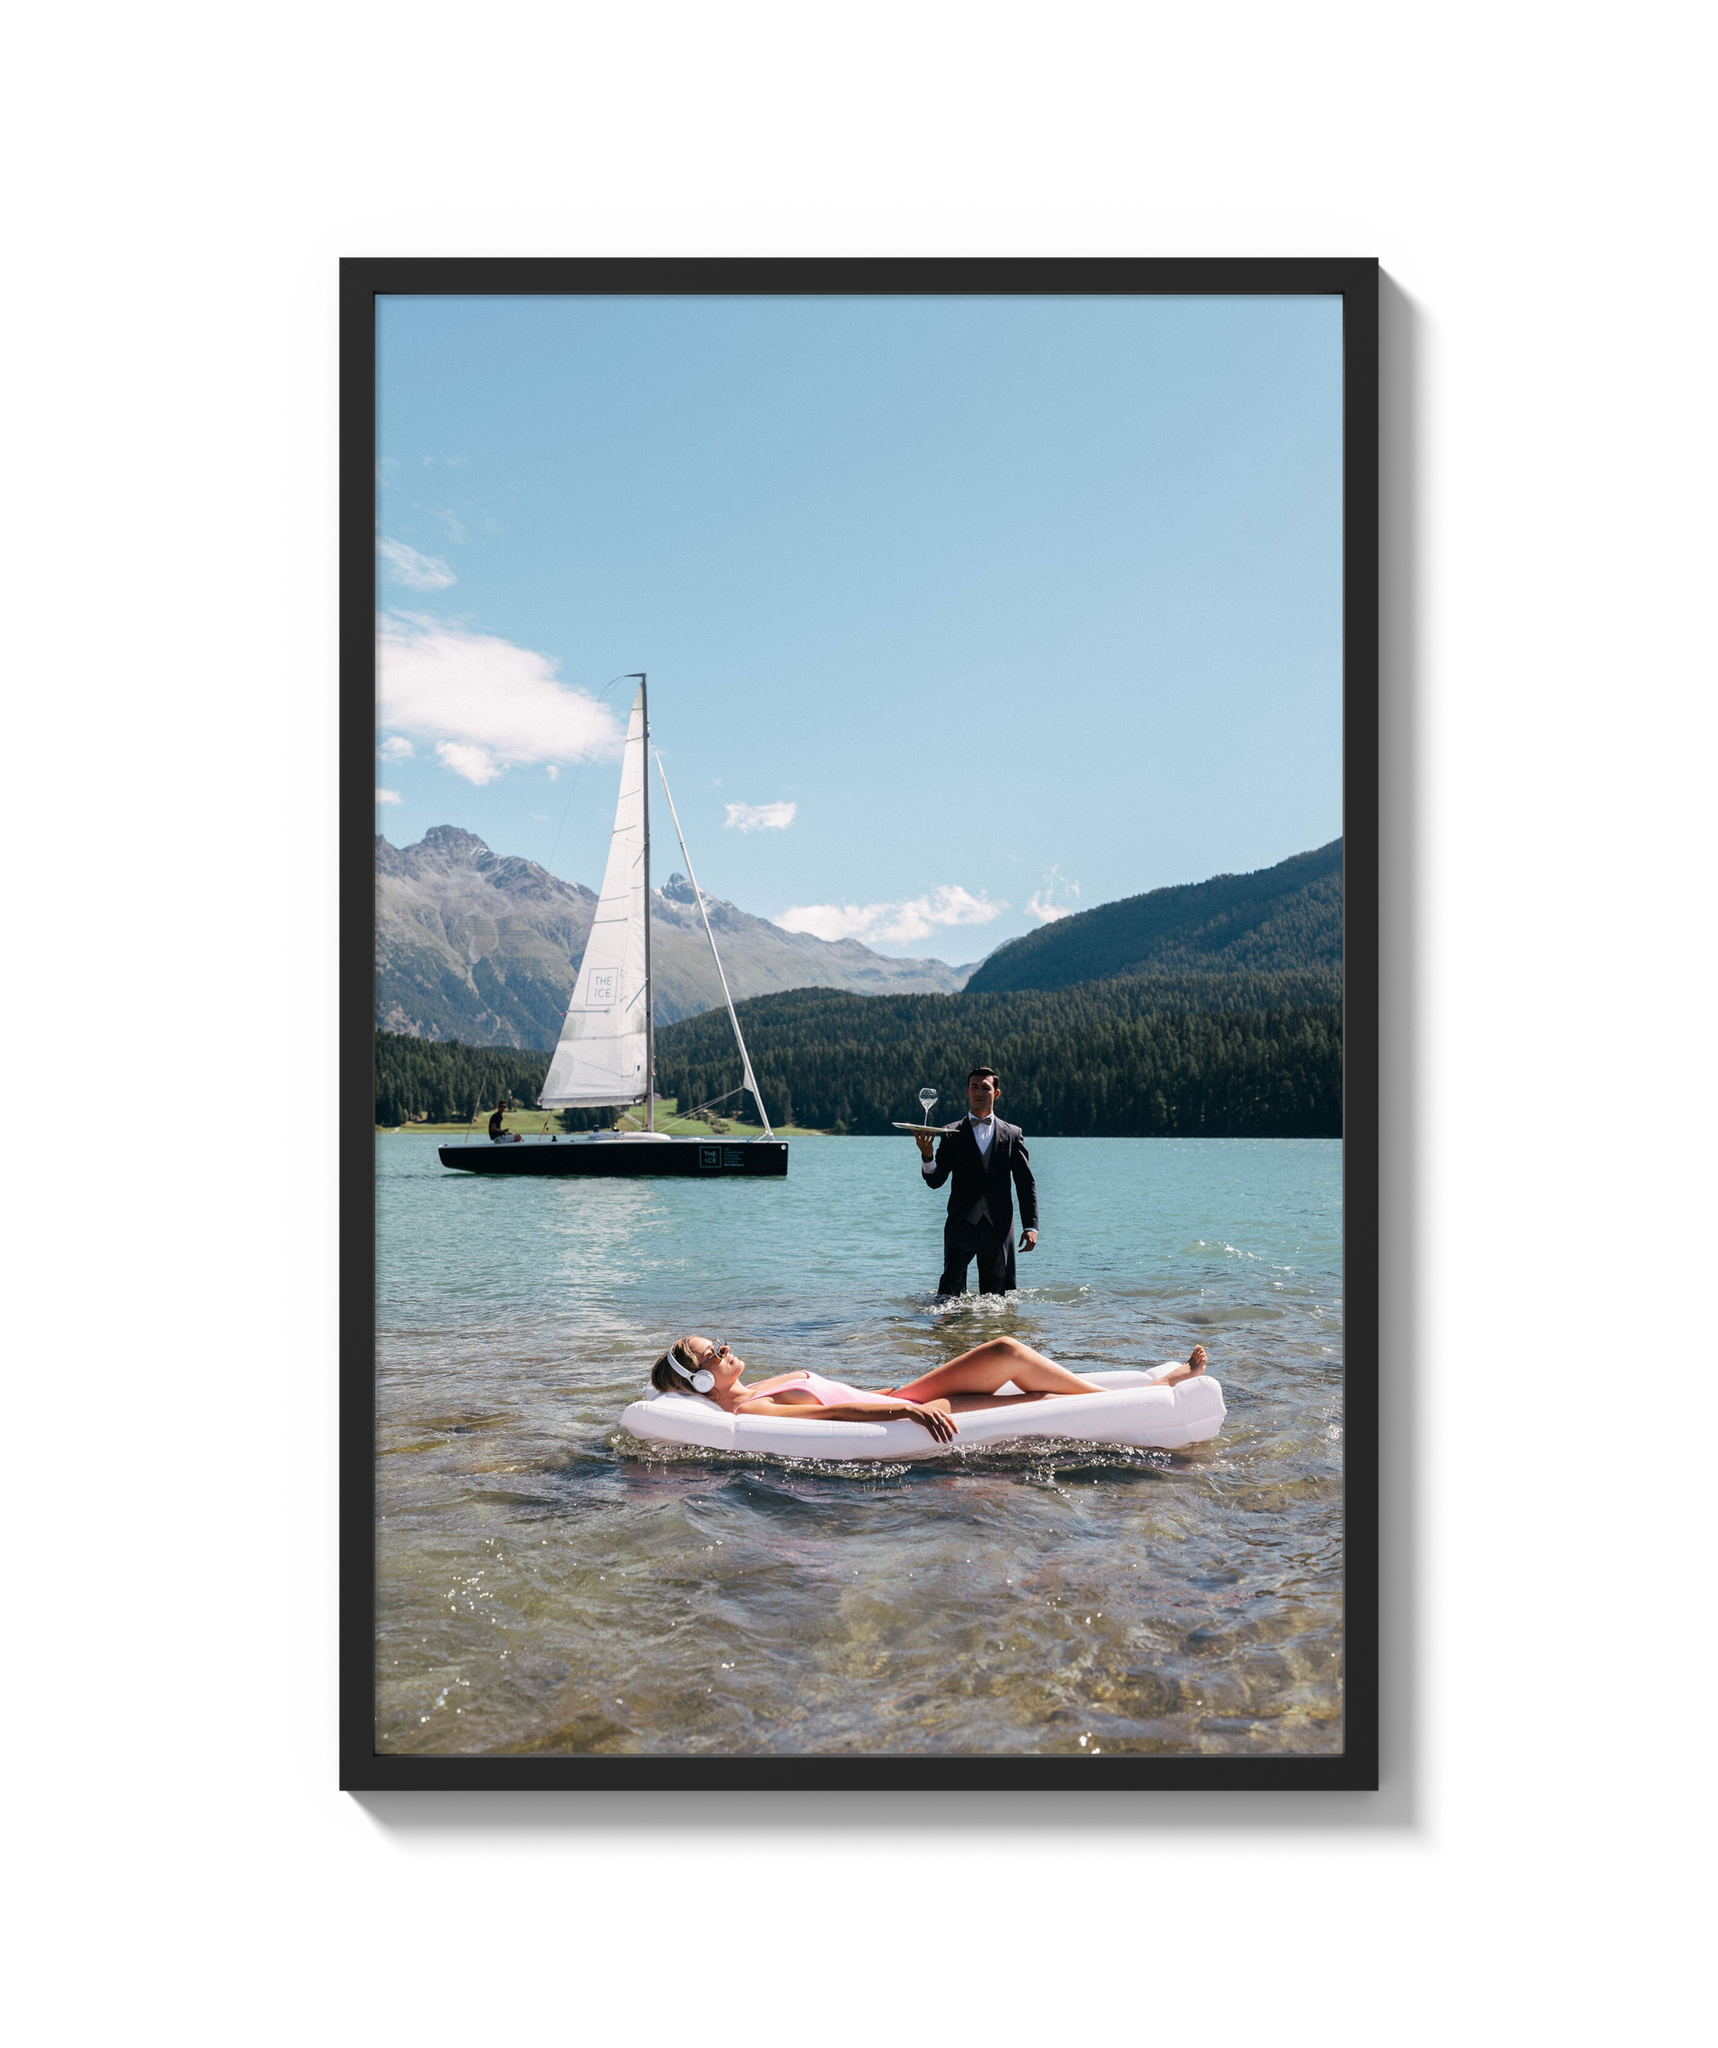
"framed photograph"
342,258,1378,1789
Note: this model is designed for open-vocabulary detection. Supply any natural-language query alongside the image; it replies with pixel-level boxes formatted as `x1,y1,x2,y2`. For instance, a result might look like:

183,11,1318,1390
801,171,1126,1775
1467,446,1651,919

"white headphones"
667,1345,716,1394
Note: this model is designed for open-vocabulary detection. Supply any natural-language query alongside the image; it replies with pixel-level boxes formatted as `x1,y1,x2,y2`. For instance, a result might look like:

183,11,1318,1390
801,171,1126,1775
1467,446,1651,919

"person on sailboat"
650,1334,1208,1443
487,1098,520,1143
914,1067,1038,1296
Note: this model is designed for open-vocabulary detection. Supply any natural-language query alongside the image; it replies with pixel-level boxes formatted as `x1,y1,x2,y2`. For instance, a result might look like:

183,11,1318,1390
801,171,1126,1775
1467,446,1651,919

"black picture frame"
339,260,1384,1794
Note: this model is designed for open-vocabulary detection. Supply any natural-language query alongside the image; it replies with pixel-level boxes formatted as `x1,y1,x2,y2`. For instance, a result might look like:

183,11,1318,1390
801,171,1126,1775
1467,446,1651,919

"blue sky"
376,293,1342,962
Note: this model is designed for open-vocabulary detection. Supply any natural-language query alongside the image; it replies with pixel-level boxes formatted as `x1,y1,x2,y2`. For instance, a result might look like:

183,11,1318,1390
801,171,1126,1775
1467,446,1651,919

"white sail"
540,686,651,1108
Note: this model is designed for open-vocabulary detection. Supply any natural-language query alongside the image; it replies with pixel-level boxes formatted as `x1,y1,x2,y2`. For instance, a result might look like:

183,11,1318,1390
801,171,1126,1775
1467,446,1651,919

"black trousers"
938,1217,1017,1297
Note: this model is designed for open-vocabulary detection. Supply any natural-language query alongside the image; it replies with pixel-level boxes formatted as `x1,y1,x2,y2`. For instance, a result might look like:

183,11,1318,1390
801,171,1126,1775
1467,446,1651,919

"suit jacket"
924,1116,1038,1236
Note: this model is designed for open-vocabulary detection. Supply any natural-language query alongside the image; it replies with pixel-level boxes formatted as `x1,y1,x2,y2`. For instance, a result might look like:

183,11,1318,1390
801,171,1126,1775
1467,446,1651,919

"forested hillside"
379,969,1343,1138
654,976,1341,1138
375,1032,596,1128
967,839,1342,993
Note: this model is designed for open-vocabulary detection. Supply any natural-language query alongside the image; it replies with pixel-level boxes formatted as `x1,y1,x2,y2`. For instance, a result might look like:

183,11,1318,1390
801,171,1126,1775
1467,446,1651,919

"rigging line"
662,1084,748,1128
541,672,633,882
653,750,775,1140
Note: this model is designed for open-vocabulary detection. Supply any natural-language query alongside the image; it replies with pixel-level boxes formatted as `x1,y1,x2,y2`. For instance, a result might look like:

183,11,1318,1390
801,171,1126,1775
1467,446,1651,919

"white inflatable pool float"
620,1364,1225,1462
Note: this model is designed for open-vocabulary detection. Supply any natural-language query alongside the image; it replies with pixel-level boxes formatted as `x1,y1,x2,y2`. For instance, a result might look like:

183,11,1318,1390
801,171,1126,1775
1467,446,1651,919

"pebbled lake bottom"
375,1133,1344,1756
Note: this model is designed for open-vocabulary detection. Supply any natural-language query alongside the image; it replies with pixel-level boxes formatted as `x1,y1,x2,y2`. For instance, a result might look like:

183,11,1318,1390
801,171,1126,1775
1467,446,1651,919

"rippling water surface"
375,1133,1343,1755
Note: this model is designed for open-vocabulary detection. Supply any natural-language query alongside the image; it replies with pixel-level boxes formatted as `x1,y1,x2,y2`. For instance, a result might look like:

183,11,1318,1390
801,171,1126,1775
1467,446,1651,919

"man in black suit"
914,1066,1039,1297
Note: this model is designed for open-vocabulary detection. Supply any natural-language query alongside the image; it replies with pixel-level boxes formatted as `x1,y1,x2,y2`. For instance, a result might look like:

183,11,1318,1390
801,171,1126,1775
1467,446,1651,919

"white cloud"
376,614,627,783
777,903,879,943
378,735,415,760
375,788,403,805
436,741,502,786
724,800,798,833
777,884,1005,950
1026,866,1082,923
546,765,558,781
377,537,456,591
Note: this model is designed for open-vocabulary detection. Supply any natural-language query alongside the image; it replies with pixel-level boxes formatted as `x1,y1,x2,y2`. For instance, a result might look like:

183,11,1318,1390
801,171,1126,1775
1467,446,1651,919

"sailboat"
438,676,788,1178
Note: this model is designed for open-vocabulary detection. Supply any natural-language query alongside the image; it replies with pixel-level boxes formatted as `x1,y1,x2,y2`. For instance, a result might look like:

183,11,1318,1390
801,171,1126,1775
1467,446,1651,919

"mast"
637,673,654,1132
654,752,776,1140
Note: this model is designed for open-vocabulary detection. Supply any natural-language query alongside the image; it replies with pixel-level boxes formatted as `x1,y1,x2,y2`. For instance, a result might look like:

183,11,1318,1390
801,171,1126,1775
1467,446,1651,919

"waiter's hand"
1020,1229,1038,1252
915,1131,935,1161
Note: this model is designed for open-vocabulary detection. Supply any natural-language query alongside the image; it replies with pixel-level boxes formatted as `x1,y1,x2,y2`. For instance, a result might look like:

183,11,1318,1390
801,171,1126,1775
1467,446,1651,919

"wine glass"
918,1086,938,1129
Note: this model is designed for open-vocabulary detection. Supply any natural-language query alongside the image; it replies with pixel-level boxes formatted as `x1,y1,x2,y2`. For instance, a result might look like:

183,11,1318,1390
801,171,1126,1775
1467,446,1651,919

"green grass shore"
377,1099,828,1140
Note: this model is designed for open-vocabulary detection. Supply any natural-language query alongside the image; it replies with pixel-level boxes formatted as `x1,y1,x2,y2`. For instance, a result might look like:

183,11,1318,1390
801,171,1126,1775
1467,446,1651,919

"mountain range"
375,828,1342,1049
375,827,973,1049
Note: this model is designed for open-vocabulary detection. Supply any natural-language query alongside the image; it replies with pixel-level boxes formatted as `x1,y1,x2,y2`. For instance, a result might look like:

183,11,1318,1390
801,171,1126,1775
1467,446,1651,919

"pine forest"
376,968,1342,1138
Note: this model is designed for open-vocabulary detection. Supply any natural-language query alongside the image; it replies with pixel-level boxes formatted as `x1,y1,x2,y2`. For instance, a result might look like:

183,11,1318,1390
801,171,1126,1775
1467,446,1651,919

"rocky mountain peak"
416,825,493,863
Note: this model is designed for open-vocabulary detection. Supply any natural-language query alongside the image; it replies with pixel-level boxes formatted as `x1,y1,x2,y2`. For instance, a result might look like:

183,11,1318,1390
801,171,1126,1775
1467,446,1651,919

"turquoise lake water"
374,1133,1344,1756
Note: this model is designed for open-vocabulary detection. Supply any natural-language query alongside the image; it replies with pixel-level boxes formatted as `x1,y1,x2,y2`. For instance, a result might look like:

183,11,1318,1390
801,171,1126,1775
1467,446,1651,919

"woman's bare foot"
1159,1345,1209,1388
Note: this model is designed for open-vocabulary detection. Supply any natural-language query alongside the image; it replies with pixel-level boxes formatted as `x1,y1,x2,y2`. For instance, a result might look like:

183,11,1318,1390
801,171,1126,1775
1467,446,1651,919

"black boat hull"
438,1138,789,1178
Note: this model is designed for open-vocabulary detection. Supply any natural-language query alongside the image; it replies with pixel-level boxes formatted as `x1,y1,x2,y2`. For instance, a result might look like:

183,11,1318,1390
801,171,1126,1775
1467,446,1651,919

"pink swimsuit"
755,1370,902,1410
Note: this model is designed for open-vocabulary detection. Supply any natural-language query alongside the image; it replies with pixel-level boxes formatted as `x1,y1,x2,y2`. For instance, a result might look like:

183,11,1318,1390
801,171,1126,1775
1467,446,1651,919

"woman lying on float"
652,1334,1210,1444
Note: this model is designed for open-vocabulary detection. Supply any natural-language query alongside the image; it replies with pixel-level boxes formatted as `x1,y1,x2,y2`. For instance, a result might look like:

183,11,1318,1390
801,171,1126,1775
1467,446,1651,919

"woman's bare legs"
889,1338,1097,1404
889,1339,1208,1409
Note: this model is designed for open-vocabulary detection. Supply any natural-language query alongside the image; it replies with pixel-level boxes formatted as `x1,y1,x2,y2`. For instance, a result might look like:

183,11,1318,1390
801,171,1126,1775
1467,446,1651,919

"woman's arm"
732,1395,957,1443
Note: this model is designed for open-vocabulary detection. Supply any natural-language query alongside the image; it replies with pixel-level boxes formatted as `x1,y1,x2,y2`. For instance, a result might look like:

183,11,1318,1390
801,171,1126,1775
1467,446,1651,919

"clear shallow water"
375,1133,1344,1756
